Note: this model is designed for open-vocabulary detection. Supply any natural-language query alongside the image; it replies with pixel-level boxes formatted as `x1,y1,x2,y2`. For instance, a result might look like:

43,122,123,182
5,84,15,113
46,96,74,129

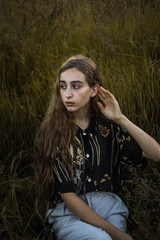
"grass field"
0,0,160,239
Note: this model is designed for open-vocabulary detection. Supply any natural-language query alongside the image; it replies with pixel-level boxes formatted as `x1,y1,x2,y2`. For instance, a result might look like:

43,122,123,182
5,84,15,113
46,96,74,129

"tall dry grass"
0,0,160,239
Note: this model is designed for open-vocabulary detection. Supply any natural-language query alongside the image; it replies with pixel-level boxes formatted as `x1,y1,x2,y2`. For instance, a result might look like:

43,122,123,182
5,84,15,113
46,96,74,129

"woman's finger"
100,89,117,105
97,101,105,112
98,88,113,99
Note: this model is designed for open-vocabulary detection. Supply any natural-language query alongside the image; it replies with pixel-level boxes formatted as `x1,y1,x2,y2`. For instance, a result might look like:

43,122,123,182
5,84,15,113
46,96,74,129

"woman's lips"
65,102,74,106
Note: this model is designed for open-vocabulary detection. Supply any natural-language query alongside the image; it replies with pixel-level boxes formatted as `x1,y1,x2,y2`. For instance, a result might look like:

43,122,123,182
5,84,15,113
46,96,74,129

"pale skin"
60,68,160,240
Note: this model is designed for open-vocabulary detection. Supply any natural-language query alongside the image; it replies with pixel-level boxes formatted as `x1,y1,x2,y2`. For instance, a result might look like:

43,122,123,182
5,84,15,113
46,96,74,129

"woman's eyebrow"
59,80,83,84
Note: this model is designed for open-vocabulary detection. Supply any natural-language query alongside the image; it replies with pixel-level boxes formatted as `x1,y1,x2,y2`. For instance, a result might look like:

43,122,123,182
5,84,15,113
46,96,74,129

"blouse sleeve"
53,154,76,194
111,122,147,193
118,125,146,168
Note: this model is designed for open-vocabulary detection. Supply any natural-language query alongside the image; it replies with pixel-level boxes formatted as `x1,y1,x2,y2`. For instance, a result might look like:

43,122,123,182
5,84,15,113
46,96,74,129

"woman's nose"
65,87,73,98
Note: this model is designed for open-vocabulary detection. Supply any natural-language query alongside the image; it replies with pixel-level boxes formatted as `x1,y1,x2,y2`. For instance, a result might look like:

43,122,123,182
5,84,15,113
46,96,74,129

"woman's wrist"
113,114,128,126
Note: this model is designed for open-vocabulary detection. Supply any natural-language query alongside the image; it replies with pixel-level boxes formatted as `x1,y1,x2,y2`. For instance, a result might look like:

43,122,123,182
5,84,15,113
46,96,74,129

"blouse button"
83,131,87,135
86,153,90,158
88,178,92,182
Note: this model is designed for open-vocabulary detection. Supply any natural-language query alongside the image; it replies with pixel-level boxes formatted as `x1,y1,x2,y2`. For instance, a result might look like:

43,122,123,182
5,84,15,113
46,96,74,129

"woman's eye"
60,85,66,89
73,85,80,89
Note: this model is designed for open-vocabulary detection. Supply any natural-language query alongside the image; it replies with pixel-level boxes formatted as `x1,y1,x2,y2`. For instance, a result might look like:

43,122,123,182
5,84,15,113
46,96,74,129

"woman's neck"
73,112,91,130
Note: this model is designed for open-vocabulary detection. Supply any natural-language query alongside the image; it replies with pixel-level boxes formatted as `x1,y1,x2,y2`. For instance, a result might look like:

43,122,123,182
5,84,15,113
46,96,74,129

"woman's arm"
97,87,160,162
60,192,133,240
116,115,160,161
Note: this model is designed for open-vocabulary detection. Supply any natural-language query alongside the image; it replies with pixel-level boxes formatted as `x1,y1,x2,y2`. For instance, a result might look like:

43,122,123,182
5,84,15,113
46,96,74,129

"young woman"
34,55,160,240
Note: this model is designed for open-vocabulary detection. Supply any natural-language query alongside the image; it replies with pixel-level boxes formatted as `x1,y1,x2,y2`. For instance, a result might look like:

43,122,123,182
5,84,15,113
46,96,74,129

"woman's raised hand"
97,87,122,122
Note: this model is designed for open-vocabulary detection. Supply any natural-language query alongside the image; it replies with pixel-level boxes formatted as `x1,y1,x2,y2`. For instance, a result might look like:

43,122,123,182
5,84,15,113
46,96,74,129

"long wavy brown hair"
34,55,103,218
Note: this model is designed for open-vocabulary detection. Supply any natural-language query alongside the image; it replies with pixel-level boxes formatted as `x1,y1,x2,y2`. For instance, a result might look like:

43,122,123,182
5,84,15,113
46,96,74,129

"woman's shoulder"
95,116,127,137
95,115,117,128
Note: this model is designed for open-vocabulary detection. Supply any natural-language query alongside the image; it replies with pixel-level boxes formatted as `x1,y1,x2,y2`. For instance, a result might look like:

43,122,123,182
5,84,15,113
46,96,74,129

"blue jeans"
47,191,129,240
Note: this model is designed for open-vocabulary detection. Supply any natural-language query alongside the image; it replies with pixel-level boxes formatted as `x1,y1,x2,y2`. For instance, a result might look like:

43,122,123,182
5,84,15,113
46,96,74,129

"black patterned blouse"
52,117,143,206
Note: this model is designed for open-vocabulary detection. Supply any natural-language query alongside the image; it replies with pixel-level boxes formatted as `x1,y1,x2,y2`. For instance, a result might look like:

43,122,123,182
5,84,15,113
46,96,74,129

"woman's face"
59,67,97,116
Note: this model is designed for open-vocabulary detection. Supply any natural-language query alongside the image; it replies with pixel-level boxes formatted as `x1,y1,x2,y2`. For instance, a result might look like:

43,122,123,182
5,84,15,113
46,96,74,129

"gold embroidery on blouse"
119,135,131,143
98,124,110,137
53,157,71,182
104,173,111,180
104,173,108,177
120,144,123,150
75,153,84,165
100,178,106,183
126,136,131,141
94,180,97,186
100,173,111,183
69,144,84,165
89,133,101,166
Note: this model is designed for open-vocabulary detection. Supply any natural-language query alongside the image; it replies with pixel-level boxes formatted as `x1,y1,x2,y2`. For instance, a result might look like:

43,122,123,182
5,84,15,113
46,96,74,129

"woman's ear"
91,84,99,97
